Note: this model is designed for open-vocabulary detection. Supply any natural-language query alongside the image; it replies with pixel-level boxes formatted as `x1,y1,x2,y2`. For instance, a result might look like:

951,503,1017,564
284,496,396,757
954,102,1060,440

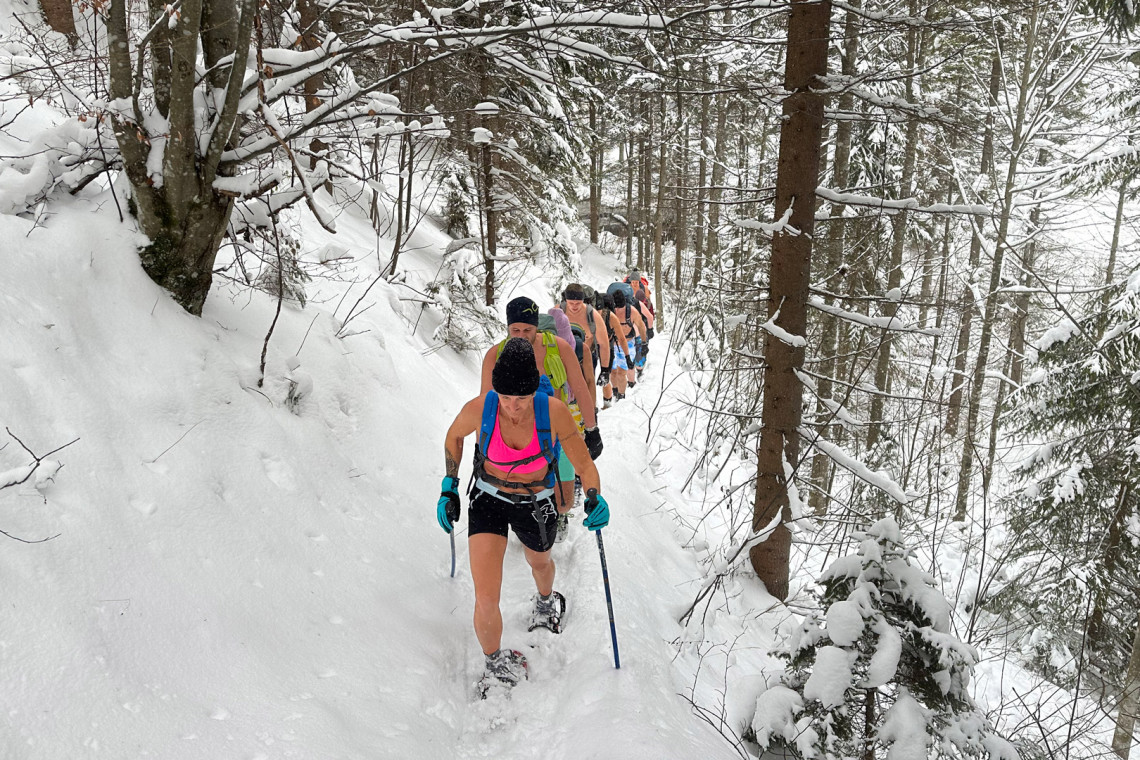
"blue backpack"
475,391,561,491
606,281,635,304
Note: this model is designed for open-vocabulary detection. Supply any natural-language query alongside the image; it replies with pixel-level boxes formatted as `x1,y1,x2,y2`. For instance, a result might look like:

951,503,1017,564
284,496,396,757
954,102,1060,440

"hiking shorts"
469,487,558,553
613,343,629,371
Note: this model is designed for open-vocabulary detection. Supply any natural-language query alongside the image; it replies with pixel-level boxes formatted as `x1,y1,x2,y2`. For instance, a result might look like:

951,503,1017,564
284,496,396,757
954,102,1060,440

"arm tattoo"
445,450,460,480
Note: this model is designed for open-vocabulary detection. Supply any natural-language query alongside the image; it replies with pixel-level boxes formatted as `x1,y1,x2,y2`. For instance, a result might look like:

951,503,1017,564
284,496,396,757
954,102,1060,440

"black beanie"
564,284,586,301
612,290,626,308
506,296,540,326
492,337,540,396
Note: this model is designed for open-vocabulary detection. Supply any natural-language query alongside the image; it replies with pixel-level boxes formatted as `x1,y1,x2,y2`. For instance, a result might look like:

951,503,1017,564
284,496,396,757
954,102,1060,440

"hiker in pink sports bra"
485,416,547,476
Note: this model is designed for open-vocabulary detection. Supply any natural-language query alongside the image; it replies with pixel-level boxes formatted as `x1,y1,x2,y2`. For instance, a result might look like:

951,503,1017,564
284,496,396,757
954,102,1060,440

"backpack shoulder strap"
479,391,500,455
533,393,561,488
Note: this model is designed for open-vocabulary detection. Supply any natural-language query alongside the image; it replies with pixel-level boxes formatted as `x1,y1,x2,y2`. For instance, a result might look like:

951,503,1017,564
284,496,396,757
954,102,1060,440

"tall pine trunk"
750,0,831,600
946,54,1001,436
807,0,861,514
866,0,921,452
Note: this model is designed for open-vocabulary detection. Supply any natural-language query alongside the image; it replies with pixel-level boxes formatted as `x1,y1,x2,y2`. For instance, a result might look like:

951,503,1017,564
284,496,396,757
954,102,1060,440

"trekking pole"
450,531,456,578
594,529,621,669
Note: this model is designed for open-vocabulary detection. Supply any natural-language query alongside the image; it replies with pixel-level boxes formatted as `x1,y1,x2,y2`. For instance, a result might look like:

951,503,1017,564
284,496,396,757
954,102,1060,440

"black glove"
647,327,655,340
583,426,603,460
625,354,636,370
638,343,649,362
597,368,610,387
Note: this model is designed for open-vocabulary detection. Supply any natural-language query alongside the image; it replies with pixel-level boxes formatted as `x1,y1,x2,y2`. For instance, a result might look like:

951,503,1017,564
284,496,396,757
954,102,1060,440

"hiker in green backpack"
441,337,610,693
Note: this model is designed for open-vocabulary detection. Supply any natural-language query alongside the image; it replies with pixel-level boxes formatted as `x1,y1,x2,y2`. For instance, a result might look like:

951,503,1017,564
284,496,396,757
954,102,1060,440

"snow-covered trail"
0,199,743,758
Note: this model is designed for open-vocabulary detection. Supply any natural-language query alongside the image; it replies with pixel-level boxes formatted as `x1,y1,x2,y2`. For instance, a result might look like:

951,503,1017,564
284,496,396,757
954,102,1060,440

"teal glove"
438,476,461,533
583,489,609,531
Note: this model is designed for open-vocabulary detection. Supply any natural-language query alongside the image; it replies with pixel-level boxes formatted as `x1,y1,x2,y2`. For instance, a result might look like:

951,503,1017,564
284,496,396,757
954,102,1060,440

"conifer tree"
753,518,1015,759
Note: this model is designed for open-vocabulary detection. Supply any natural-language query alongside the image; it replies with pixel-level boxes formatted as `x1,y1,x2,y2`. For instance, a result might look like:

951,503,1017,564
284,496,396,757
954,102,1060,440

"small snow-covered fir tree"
752,518,1016,759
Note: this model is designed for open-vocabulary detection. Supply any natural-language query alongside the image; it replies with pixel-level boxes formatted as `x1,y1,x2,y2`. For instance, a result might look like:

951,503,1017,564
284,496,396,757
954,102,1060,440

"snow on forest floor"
0,193,768,758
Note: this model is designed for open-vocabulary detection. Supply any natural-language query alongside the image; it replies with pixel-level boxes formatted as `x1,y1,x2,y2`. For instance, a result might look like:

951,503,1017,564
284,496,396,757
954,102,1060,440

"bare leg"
523,545,555,597
469,533,508,655
614,367,627,394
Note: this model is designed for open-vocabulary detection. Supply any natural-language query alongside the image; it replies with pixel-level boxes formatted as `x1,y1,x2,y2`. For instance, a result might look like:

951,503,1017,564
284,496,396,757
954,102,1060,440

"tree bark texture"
867,0,920,452
39,0,78,46
749,0,831,601
108,0,251,315
807,0,860,515
1113,613,1140,758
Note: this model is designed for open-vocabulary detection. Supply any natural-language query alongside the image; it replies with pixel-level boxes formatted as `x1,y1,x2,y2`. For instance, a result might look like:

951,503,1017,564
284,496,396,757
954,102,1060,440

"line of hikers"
438,271,657,695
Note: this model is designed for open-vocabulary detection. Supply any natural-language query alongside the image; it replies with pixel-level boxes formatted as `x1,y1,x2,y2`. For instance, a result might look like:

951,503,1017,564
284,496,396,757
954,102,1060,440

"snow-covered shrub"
429,240,502,353
752,518,1016,759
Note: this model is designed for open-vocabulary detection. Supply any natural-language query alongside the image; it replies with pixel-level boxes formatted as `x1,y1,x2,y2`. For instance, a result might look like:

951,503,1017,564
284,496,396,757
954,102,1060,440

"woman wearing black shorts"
437,338,611,692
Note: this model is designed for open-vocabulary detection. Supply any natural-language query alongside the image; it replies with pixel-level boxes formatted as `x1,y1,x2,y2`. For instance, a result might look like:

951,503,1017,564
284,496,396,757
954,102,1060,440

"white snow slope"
0,194,753,759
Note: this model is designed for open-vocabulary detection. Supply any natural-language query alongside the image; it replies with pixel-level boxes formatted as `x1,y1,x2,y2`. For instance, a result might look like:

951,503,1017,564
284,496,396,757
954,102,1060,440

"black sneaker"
528,591,566,633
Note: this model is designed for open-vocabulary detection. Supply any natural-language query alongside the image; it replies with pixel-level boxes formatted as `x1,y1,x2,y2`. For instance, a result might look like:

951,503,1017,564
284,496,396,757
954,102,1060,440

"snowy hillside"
0,192,772,758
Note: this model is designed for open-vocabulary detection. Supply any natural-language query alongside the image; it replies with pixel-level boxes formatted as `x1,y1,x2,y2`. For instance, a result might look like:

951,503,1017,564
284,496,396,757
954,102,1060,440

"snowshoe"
528,591,566,634
602,397,613,410
478,649,528,699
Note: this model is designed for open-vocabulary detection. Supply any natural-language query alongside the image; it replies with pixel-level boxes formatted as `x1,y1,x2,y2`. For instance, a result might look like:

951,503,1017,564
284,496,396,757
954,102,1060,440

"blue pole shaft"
595,530,620,669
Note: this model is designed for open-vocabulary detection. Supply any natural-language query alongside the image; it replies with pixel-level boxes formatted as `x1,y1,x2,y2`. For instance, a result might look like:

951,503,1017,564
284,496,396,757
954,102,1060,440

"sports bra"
486,416,547,474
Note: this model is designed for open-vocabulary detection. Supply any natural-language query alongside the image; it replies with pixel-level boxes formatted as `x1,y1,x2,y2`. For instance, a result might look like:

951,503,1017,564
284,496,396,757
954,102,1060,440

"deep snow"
0,194,763,758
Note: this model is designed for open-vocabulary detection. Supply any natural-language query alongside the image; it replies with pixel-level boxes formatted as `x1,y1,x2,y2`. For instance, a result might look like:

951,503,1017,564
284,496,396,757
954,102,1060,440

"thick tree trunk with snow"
749,0,831,600
107,0,251,315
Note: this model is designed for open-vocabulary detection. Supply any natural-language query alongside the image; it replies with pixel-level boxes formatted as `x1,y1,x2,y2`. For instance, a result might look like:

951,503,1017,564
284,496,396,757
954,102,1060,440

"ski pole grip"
585,488,599,513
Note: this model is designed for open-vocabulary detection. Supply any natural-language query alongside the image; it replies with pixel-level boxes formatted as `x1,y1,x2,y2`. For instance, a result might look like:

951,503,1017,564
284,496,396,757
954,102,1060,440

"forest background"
3,0,1140,754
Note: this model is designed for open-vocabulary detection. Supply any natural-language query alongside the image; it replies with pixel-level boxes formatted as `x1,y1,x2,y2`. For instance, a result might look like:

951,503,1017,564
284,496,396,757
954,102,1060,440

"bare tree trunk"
108,0,251,315
654,96,668,324
297,0,327,167
1113,613,1140,758
750,0,831,600
626,135,636,268
479,64,497,306
1103,176,1130,320
946,54,1001,436
954,9,1039,522
866,0,920,452
705,29,731,277
807,0,860,515
675,86,689,292
39,0,78,46
693,64,711,287
590,100,601,244
640,94,652,271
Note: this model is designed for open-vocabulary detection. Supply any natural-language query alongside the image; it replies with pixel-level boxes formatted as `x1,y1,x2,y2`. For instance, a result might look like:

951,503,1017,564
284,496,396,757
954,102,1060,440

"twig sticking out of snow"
0,428,76,543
